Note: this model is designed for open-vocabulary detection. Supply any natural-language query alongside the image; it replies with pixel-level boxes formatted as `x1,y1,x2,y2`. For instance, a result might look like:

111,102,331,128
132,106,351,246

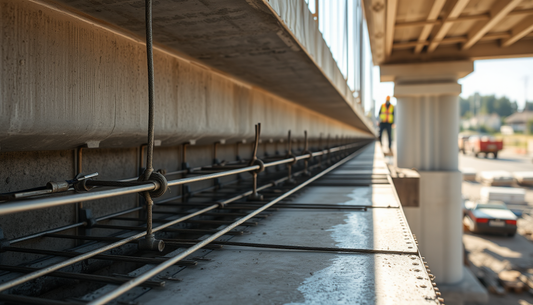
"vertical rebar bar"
181,142,189,202
303,130,310,176
287,130,292,178
76,147,84,211
213,142,219,165
235,141,241,162
248,124,263,201
286,130,296,184
327,134,331,164
139,144,147,174
319,133,323,168
252,126,259,196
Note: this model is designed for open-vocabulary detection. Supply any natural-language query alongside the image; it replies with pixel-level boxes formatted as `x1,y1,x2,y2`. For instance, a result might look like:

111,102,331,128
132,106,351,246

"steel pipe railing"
0,142,361,217
0,183,158,216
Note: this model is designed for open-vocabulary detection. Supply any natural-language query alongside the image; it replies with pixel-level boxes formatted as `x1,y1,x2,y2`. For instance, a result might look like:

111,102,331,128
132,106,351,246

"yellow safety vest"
379,103,394,123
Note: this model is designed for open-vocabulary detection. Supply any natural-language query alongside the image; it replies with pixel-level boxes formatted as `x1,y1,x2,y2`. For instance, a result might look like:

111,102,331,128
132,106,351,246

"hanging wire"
139,0,165,252
144,0,155,181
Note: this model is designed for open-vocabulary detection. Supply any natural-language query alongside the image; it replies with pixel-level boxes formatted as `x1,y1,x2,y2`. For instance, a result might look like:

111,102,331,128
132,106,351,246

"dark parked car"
464,201,517,236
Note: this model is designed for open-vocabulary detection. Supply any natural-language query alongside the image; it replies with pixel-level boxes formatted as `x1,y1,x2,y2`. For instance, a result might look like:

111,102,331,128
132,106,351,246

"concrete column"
381,61,474,284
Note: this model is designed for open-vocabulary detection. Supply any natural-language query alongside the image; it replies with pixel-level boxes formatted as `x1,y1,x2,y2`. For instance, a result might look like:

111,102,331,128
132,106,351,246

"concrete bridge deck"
82,142,440,304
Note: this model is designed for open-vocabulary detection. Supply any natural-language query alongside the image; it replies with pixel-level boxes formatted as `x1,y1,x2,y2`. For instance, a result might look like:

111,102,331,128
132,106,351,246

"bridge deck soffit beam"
427,0,471,53
502,17,533,47
414,0,446,54
395,8,533,29
385,0,398,57
364,0,533,64
462,0,523,50
393,32,533,50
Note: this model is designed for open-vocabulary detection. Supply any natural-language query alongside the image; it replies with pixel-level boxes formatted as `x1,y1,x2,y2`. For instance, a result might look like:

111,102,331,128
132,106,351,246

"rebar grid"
0,140,367,298
86,147,365,305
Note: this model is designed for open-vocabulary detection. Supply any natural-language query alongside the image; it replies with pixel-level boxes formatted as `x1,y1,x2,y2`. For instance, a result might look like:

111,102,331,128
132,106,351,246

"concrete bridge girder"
0,0,373,153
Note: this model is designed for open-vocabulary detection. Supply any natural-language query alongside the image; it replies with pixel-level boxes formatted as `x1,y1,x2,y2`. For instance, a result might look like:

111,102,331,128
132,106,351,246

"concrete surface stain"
339,187,372,206
287,206,372,304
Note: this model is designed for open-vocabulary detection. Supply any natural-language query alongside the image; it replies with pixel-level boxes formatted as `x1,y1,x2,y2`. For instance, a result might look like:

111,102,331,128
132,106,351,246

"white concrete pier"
381,61,474,284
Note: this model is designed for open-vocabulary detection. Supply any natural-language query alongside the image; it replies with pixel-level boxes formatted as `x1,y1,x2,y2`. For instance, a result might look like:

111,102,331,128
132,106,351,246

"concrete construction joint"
394,83,462,97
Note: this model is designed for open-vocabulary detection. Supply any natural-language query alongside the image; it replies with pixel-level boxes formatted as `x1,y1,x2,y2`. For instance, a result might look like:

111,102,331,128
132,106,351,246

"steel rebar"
86,148,365,305
164,239,417,255
0,143,362,217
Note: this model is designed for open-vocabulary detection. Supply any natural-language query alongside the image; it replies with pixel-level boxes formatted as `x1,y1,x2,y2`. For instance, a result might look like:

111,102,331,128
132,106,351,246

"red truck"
463,135,503,159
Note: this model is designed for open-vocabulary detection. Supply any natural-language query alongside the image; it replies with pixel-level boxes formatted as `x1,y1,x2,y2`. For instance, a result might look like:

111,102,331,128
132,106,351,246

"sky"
372,58,533,115
306,0,376,111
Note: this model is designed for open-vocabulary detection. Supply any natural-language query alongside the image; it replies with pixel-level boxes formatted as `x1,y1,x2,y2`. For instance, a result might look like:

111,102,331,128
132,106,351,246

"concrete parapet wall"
0,0,370,152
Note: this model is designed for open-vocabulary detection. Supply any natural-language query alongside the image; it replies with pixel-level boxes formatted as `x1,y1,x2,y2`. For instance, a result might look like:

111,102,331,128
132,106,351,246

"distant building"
462,113,501,131
505,111,533,132
500,125,514,135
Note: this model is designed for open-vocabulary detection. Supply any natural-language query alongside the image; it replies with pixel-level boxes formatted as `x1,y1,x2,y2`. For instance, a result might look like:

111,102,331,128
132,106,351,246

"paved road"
459,148,533,173
460,149,533,305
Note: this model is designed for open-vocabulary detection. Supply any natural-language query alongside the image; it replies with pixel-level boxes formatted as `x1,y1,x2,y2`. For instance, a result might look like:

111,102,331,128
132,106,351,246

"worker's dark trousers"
378,123,392,149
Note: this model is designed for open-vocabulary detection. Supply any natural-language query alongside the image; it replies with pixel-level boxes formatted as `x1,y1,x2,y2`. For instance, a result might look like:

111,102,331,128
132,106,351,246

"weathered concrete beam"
0,0,373,152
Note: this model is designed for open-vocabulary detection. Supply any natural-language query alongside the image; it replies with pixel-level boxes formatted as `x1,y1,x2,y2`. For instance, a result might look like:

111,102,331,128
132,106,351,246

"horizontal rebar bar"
152,210,271,218
108,217,259,226
0,265,165,288
2,246,197,266
233,204,368,210
154,202,279,211
164,239,417,255
9,222,87,244
95,206,144,222
92,224,246,235
0,294,85,305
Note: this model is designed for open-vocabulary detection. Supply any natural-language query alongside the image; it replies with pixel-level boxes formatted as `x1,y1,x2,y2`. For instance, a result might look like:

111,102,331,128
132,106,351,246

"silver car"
464,201,517,237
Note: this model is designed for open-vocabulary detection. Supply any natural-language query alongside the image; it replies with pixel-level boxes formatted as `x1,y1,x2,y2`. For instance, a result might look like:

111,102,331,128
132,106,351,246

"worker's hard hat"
386,96,390,101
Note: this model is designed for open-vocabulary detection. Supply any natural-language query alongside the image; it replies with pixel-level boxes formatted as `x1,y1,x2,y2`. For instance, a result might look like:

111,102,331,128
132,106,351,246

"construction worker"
377,96,394,151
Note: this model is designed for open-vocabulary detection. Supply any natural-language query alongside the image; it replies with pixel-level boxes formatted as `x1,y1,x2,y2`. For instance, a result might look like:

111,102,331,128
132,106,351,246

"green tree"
459,96,471,117
459,93,517,118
